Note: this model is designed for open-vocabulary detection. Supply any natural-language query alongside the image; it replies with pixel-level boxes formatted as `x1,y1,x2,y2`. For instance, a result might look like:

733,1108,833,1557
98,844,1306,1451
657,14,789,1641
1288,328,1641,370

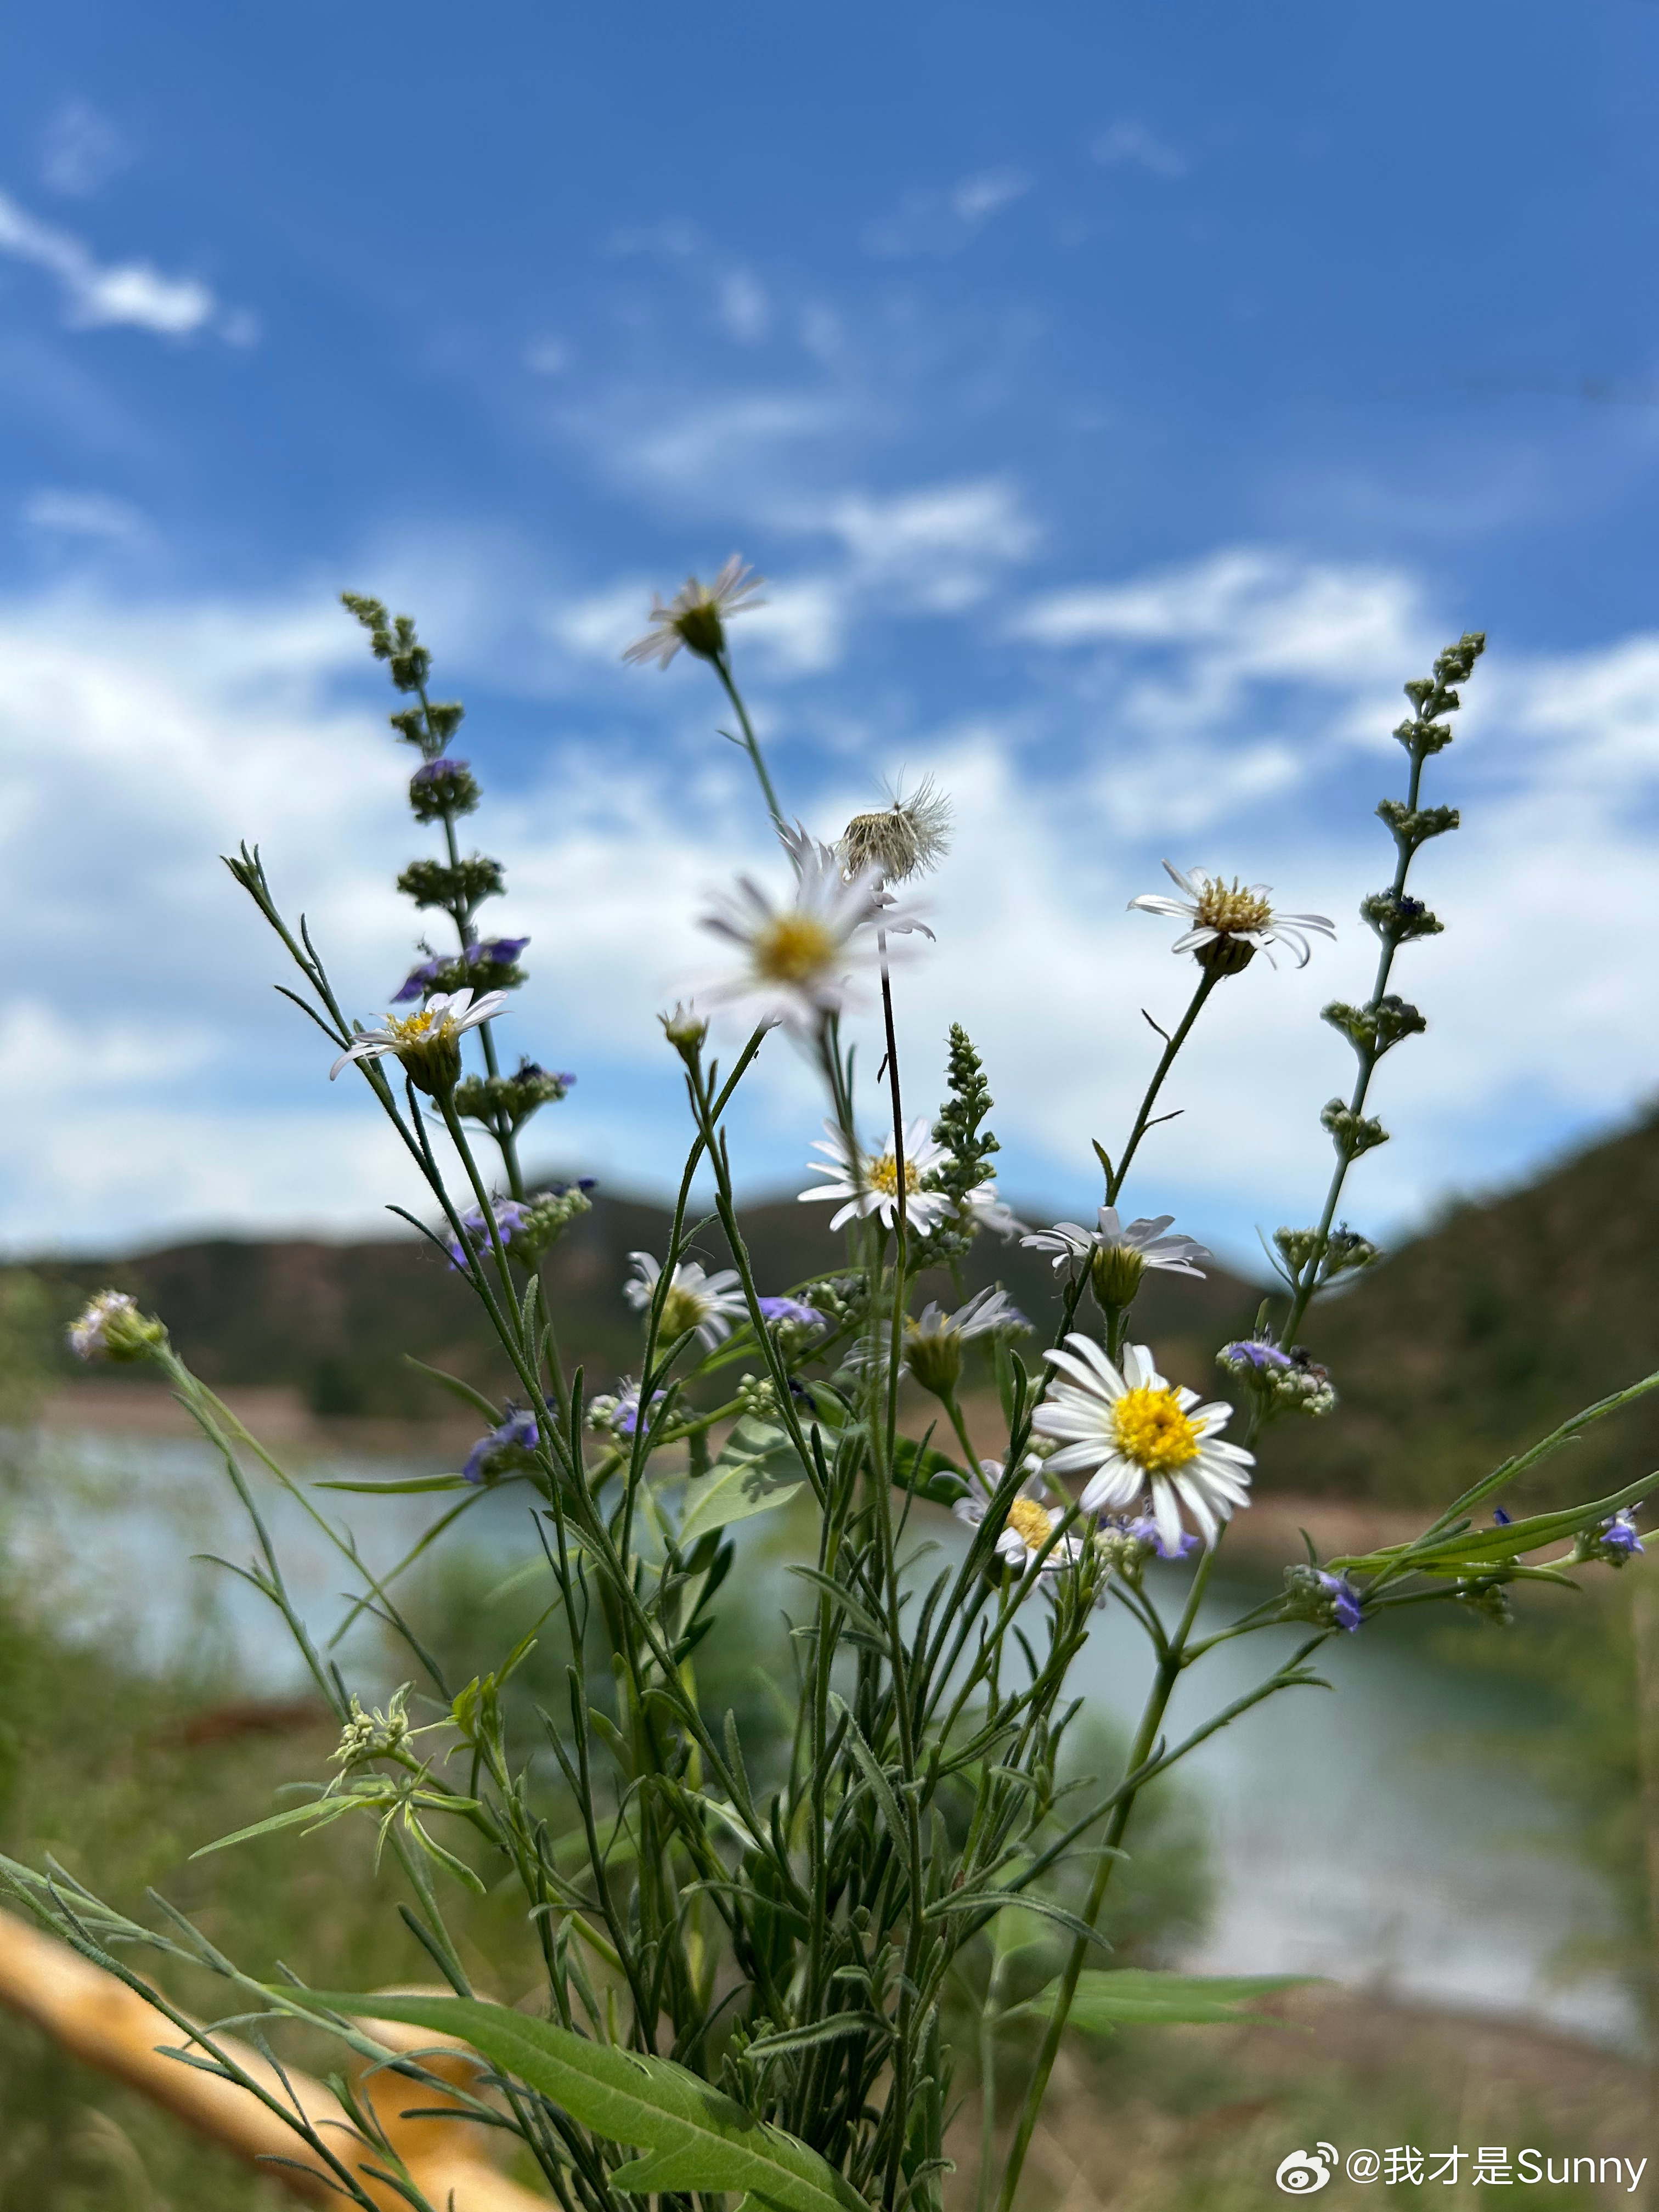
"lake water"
6,1426,1643,2054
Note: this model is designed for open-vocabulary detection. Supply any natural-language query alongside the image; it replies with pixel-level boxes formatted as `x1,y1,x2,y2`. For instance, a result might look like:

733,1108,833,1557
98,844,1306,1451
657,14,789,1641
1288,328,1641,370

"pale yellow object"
0,1908,550,2208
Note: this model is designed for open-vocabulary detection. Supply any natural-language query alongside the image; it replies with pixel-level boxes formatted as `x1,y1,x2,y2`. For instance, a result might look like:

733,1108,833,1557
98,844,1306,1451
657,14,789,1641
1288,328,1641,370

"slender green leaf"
1331,1470,1659,1575
828,1694,905,1846
313,1474,473,1494
1018,1968,1318,2032
267,1990,867,2212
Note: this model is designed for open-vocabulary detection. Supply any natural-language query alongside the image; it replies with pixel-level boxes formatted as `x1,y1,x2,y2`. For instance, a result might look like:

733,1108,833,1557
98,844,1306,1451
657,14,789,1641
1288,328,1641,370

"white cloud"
0,188,244,340
22,487,146,540
10,554,1659,1270
39,99,131,198
719,268,771,344
863,167,1033,258
1091,120,1188,180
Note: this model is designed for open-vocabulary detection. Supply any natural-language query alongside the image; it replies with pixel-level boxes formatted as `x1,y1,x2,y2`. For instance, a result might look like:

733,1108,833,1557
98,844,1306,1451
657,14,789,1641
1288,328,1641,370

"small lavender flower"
757,1295,827,1331
1125,1513,1200,1561
1283,1562,1363,1632
462,1406,539,1485
586,1377,669,1439
448,1198,533,1269
1573,1509,1645,1568
411,755,469,787
466,935,530,972
392,952,451,1005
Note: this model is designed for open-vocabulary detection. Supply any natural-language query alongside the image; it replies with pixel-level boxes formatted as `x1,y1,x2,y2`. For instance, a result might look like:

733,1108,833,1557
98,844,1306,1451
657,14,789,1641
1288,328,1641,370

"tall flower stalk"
14,589,1658,2212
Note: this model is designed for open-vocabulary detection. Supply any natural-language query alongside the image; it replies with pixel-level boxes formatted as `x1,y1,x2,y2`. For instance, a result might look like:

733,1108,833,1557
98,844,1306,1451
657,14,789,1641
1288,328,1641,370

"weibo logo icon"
1275,2145,1338,2194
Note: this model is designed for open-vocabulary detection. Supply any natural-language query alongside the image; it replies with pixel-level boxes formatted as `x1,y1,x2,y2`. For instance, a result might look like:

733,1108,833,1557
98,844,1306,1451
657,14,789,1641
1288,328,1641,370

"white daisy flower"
621,555,766,668
953,1456,1085,1581
799,1119,951,1233
838,776,953,885
698,842,924,1033
329,988,509,1093
624,1252,748,1350
1034,1337,1253,1553
1130,862,1335,971
1023,1207,1210,1277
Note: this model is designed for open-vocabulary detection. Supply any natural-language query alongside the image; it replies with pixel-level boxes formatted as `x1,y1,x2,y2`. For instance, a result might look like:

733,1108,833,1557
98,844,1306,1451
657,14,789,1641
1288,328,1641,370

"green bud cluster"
1361,888,1443,944
735,1373,781,1421
930,1024,1000,1209
516,1187,592,1259
454,1062,572,1131
1456,1579,1515,1627
1319,1098,1389,1161
397,855,506,913
1375,797,1460,855
409,761,481,822
1321,994,1426,1059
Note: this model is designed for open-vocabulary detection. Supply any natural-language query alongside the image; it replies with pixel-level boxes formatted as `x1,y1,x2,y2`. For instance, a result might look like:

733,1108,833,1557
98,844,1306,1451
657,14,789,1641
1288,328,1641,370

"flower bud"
1090,1240,1147,1312
903,1321,963,1398
68,1291,166,1364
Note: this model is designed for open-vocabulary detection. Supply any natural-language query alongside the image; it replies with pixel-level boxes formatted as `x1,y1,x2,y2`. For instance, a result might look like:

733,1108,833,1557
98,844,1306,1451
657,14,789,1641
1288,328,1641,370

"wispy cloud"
1090,119,1188,180
718,268,771,344
862,166,1033,258
38,98,131,198
0,187,249,341
22,487,148,541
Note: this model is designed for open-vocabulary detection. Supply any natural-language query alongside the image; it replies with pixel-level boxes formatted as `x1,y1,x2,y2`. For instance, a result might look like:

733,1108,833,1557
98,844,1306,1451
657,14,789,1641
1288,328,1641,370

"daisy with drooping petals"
624,1253,749,1350
1023,1207,1210,1278
953,1457,1085,1583
622,556,766,668
1034,1336,1253,1553
1130,862,1335,972
799,1119,950,1233
698,840,923,1033
329,987,509,1093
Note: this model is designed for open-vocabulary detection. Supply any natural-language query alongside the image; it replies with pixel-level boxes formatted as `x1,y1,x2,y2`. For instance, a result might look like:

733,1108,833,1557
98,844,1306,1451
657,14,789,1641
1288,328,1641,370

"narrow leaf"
1019,1967,1318,2032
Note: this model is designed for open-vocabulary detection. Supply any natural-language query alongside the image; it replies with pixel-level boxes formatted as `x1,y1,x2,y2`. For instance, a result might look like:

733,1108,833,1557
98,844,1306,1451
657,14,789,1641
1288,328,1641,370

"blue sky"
6,1,1659,1267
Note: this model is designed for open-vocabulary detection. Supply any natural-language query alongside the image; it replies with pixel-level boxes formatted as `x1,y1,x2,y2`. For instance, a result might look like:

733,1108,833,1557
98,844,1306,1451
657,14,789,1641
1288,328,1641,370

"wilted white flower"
904,1286,1029,1396
698,842,924,1032
839,776,953,885
799,1119,951,1233
1130,862,1335,972
622,555,766,668
1035,1337,1253,1553
69,1290,164,1363
625,1253,748,1350
953,1457,1085,1581
330,988,509,1093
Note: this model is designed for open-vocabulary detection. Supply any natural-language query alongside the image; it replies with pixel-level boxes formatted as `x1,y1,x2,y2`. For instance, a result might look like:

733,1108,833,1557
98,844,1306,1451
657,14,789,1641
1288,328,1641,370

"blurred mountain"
33,1188,1256,1424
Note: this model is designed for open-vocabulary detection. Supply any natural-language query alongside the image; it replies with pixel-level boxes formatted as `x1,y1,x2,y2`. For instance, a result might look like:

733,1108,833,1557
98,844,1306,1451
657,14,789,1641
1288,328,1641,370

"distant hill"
33,1189,1257,1423
1264,1104,1659,1509
36,1107,1659,1514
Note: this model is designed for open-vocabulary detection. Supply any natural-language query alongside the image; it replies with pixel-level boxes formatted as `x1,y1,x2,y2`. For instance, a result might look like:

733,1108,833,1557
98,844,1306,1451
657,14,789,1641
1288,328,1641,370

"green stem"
1105,968,1221,1207
713,652,787,834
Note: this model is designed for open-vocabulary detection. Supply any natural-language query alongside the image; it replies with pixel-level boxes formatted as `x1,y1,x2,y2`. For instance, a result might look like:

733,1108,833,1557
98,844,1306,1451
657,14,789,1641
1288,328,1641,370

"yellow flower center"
1111,1385,1200,1473
866,1150,918,1197
387,1008,442,1043
1006,1497,1055,1549
660,1285,709,1339
753,912,837,986
1193,878,1273,936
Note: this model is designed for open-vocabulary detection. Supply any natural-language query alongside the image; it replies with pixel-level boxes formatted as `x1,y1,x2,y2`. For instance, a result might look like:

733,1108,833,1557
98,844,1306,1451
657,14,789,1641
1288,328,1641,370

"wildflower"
587,1377,667,1439
904,1287,1029,1398
625,1253,748,1350
698,843,920,1032
799,1119,951,1233
393,937,530,1005
462,1406,540,1486
1023,1208,1211,1311
1283,1563,1363,1632
68,1290,166,1364
1217,1338,1336,1420
622,555,766,668
330,987,508,1094
756,1295,827,1332
661,1001,710,1052
330,1686,414,1771
1034,1337,1253,1553
408,756,480,821
838,776,953,885
953,1457,1084,1581
1093,1512,1200,1579
447,1197,532,1269
1572,1510,1645,1569
1130,862,1335,974
453,1058,575,1127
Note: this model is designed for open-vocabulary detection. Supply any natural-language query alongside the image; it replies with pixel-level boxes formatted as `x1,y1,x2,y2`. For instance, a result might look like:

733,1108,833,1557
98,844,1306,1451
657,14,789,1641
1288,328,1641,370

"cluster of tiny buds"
453,1058,576,1131
330,1686,414,1771
1457,1579,1515,1627
735,1373,781,1421
1282,1562,1363,1633
408,757,481,822
1272,1222,1378,1284
447,1184,594,1271
1217,1338,1336,1420
1093,1514,1198,1581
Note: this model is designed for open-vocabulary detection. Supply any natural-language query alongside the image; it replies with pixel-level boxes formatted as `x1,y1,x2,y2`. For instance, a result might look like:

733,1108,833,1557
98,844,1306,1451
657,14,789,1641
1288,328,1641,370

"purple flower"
463,1406,539,1485
1221,1339,1295,1373
1125,1513,1199,1560
411,755,471,785
447,1198,532,1269
1601,1511,1644,1558
757,1295,827,1331
466,935,530,969
1492,1506,1513,1527
392,952,451,1005
1317,1570,1363,1632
